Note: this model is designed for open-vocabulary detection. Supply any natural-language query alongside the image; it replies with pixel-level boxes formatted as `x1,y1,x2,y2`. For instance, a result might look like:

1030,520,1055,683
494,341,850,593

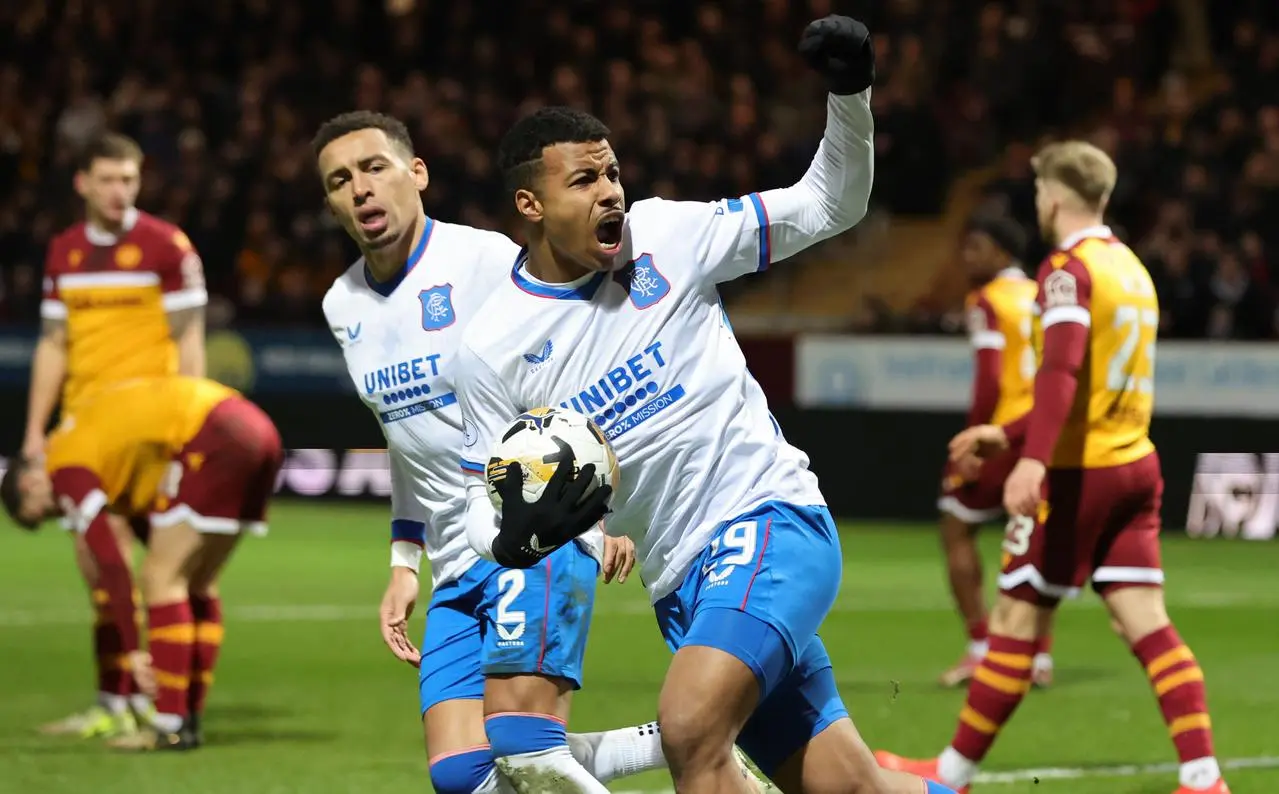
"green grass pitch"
1,501,1277,793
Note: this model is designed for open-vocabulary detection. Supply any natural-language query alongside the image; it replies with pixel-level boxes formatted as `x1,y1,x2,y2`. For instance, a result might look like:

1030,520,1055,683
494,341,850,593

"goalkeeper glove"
491,458,613,569
799,14,876,95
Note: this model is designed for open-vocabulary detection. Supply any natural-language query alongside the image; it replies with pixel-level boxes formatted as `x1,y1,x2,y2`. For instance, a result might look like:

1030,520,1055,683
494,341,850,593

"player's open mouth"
595,214,624,253
356,207,388,236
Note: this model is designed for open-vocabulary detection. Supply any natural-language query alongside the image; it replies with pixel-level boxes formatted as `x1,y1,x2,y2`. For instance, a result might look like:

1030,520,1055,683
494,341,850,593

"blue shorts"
653,500,848,775
418,542,599,714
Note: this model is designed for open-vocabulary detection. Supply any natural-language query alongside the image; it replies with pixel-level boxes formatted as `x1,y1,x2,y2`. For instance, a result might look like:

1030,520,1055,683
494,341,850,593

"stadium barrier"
792,335,1279,538
0,331,1275,537
794,334,1279,417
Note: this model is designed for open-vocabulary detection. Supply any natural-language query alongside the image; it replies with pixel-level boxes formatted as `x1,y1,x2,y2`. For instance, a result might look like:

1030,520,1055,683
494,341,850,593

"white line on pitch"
612,755,1279,792
973,754,1279,784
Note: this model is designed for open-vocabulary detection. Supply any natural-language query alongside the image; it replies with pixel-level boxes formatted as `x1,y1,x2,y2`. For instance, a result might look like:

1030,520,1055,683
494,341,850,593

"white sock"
128,694,153,715
1179,757,1222,790
495,745,611,793
98,692,128,714
937,746,979,788
1033,653,1053,671
474,765,515,794
151,712,183,732
967,639,989,658
567,721,666,783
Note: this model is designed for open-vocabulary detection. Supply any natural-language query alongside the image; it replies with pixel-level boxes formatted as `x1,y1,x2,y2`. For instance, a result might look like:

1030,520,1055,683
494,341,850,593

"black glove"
798,15,875,95
490,458,613,569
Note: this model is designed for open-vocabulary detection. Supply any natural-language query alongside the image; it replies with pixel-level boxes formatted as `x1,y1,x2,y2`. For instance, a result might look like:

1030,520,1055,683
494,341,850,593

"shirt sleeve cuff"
390,540,423,572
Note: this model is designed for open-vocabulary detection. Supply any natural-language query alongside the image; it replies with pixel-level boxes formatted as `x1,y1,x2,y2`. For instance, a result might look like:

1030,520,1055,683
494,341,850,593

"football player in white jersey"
456,16,958,794
312,111,676,794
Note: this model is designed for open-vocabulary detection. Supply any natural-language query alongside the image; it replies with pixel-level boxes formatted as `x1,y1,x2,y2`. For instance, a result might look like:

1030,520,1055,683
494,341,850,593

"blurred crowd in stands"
1,0,1277,338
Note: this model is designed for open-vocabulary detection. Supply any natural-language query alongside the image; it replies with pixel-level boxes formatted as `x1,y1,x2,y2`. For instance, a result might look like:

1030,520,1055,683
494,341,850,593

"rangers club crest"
614,253,671,310
418,285,456,331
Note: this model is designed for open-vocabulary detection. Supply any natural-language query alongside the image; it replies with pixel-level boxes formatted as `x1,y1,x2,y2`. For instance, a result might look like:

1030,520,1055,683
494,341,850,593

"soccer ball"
485,407,619,511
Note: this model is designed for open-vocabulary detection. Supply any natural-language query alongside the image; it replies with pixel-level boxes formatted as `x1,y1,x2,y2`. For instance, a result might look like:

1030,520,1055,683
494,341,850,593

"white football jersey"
458,92,875,600
322,217,520,588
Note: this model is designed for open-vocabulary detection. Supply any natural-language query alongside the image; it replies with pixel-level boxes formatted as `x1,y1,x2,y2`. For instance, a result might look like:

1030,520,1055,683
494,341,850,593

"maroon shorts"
999,451,1164,604
152,396,283,535
937,449,1019,524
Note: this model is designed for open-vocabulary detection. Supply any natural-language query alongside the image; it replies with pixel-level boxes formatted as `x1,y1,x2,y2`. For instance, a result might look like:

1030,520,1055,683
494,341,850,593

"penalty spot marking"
613,756,1279,792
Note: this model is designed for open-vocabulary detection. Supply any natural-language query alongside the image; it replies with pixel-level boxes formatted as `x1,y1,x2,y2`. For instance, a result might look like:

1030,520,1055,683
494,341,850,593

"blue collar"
509,248,607,301
363,217,435,297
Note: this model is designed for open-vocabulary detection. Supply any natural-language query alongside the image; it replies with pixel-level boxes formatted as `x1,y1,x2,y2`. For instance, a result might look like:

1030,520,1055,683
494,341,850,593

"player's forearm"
176,327,206,376
755,91,874,261
464,483,500,562
389,518,426,572
26,335,67,440
171,307,207,377
967,349,1002,427
807,91,876,222
1022,323,1088,462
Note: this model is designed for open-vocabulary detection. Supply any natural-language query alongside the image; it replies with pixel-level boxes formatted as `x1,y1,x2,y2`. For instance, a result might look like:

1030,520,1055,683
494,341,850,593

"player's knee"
139,553,186,603
188,549,233,595
988,594,1042,639
190,580,219,600
1102,584,1169,644
938,513,977,546
660,615,782,771
657,697,735,772
139,550,174,582
428,748,499,794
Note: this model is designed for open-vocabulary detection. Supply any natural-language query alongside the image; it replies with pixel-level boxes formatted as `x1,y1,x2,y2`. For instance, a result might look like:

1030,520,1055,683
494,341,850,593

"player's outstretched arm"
663,15,875,286
751,15,876,261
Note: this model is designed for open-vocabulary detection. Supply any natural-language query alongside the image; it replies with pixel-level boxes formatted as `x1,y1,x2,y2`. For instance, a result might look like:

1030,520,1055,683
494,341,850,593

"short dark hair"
311,110,415,160
78,132,143,172
497,107,611,192
0,455,36,530
966,213,1027,262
